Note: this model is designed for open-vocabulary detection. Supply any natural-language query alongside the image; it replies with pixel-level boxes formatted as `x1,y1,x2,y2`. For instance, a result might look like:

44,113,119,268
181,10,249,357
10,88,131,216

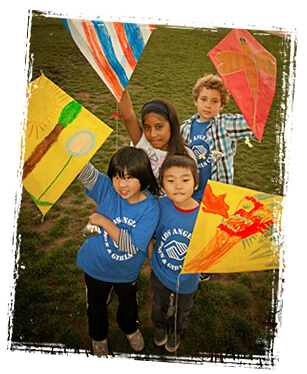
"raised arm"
77,162,98,191
118,89,143,146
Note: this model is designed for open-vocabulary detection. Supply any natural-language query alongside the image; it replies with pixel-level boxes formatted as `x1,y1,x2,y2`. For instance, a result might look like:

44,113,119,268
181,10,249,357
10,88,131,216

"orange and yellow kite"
22,75,112,216
181,181,283,274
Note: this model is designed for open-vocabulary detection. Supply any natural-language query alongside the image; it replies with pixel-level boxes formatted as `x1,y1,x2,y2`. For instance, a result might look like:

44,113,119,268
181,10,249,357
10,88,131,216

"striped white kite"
62,18,155,101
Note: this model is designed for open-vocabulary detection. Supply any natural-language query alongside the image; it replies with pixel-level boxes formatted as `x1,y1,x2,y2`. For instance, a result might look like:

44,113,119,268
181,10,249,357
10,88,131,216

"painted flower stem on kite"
33,130,96,207
22,100,82,180
33,155,73,206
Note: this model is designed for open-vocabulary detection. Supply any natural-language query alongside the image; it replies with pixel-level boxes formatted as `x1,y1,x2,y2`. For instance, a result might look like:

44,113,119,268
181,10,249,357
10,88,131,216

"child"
118,89,196,182
148,153,200,353
181,74,254,202
76,147,160,357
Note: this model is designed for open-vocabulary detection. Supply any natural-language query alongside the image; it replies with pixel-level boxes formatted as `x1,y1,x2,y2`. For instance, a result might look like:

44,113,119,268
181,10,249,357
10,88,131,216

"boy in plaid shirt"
181,74,254,202
181,74,254,282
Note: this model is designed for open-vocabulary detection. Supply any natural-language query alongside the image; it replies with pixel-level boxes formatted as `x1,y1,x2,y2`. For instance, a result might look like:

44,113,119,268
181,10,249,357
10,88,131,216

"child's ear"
194,184,199,191
194,98,198,107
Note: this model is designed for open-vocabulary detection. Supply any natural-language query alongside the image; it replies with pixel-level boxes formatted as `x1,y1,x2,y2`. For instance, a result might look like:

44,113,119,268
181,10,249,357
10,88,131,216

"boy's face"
162,166,198,209
194,87,224,122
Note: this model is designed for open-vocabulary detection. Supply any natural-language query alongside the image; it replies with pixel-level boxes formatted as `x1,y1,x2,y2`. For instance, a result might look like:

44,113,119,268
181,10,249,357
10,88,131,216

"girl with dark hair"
77,147,160,357
118,89,196,182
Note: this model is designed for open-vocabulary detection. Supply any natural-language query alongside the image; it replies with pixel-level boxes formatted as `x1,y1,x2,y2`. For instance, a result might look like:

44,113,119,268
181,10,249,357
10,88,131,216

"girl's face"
162,166,198,209
142,112,171,151
112,168,144,204
194,87,224,122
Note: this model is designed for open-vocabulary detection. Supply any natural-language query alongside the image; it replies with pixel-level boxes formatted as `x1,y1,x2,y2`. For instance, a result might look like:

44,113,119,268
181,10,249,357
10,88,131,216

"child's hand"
89,213,103,227
88,212,120,243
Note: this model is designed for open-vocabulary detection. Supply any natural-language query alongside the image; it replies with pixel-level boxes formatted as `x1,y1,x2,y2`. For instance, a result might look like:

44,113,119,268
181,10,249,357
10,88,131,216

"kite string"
116,102,119,151
174,274,181,355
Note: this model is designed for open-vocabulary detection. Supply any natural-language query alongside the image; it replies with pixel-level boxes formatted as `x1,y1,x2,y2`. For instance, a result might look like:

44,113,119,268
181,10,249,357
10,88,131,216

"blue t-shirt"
77,173,160,283
150,196,200,294
190,119,211,202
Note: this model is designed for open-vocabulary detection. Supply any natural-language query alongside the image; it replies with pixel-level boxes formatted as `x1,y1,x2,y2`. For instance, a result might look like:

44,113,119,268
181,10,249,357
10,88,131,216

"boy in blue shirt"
149,153,200,353
181,74,255,282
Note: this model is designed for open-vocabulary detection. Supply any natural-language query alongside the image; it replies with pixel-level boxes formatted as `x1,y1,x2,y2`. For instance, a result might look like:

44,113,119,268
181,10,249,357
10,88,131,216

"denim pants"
150,271,194,336
84,273,139,341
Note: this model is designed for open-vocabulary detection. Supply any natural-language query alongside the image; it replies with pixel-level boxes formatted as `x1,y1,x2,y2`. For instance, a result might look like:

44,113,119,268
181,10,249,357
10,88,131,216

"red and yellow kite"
181,181,283,274
208,29,277,141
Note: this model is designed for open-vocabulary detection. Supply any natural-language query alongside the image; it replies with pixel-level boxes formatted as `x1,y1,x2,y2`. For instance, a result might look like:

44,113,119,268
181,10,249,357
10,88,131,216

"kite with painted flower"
208,29,277,141
22,75,112,216
61,18,155,102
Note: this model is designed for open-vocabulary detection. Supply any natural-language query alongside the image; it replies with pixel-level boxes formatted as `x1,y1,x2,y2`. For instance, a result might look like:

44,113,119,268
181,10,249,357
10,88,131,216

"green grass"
9,11,293,366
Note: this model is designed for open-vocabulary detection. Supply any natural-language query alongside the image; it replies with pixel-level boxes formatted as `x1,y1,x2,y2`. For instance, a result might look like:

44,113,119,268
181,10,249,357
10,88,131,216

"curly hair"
192,74,230,106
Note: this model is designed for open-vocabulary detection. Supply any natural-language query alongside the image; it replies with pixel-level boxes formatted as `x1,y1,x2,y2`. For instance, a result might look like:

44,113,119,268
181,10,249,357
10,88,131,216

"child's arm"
147,237,154,260
90,212,140,254
224,114,254,140
89,212,120,244
77,162,98,191
118,89,143,146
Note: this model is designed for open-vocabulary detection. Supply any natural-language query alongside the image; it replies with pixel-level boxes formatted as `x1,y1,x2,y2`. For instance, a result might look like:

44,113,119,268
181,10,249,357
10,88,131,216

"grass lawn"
9,11,294,368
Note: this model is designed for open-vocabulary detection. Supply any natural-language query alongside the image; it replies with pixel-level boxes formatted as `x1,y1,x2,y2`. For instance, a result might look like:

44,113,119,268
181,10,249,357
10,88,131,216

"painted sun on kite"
26,76,69,141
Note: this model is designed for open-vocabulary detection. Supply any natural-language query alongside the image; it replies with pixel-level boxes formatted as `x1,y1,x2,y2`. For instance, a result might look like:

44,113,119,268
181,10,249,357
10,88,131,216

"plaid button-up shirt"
181,113,254,185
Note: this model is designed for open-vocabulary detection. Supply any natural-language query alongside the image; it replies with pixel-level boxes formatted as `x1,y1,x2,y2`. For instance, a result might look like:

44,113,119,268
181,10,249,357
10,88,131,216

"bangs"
111,161,140,179
107,147,159,194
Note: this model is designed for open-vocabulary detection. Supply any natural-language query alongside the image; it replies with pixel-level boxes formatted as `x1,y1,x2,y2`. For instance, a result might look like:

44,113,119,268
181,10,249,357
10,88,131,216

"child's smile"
112,168,145,204
194,87,224,122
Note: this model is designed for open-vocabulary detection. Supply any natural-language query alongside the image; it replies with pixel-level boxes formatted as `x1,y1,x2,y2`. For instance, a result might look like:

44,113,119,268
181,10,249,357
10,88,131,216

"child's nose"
150,127,157,137
118,178,126,187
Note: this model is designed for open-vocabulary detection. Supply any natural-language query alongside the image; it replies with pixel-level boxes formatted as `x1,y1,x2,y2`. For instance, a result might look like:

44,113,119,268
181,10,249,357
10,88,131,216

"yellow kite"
181,181,283,274
22,75,112,216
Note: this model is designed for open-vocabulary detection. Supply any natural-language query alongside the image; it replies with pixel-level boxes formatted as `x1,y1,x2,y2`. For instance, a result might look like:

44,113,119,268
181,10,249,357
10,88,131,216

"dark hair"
141,98,188,155
158,153,199,189
107,147,159,196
